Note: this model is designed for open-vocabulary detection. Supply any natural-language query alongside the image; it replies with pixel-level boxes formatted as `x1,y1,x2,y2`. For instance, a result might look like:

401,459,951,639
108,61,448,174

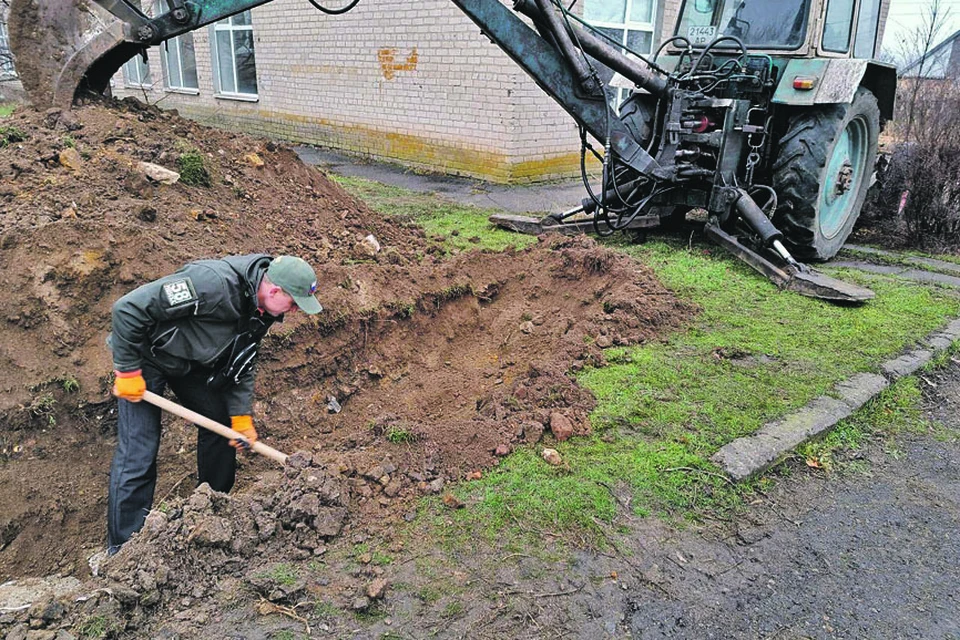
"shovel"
142,390,288,465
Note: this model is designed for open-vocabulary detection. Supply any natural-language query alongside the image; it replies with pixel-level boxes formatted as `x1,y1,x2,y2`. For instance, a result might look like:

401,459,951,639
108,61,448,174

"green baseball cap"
266,256,323,314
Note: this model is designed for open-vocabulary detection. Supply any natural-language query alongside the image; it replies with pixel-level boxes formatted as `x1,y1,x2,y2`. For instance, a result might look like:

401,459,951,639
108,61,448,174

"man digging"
103,254,323,556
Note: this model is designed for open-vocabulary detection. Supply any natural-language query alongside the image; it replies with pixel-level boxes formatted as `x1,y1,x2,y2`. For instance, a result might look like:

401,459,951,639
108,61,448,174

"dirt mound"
99,453,348,597
0,97,433,411
0,98,694,611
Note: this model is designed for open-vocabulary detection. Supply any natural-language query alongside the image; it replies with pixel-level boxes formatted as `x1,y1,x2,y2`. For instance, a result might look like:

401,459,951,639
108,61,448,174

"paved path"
832,260,960,288
295,145,589,215
845,244,960,276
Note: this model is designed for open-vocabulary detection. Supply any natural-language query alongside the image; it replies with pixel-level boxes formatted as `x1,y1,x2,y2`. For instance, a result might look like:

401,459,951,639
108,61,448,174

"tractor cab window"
853,0,882,58
822,0,856,52
675,0,809,49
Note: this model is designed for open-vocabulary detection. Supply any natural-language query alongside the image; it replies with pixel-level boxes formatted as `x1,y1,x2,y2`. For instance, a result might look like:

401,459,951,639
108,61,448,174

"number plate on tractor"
687,25,717,46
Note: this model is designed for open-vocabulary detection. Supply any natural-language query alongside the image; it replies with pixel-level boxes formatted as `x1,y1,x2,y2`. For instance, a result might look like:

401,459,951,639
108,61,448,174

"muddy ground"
0,98,695,634
298,361,960,640
4,348,956,639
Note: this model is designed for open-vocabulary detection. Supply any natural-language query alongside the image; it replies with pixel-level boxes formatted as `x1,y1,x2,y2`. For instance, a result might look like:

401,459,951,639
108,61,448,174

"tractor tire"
772,87,881,261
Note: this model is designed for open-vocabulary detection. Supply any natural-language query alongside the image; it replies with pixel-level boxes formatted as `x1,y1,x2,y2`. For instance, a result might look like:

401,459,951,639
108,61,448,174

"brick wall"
661,0,681,39
111,0,891,182
113,0,688,183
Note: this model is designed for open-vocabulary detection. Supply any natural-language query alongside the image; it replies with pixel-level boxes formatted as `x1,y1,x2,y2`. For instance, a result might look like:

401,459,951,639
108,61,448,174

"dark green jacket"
108,254,279,416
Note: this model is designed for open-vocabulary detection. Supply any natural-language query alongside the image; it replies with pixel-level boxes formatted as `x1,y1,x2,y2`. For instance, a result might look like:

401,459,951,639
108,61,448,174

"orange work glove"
113,369,146,402
230,415,258,450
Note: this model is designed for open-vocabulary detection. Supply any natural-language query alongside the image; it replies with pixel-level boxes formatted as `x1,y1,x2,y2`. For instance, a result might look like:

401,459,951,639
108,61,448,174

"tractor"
8,0,895,301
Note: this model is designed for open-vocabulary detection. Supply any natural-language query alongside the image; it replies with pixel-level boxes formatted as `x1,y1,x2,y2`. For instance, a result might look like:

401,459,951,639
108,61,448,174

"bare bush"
864,128,960,251
860,0,960,252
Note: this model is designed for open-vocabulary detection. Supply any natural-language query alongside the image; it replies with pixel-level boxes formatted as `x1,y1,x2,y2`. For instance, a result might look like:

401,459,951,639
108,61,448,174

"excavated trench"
0,100,693,625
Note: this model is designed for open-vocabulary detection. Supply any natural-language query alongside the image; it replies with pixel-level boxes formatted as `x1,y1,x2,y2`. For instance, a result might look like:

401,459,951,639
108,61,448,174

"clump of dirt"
0,96,694,629
99,453,348,600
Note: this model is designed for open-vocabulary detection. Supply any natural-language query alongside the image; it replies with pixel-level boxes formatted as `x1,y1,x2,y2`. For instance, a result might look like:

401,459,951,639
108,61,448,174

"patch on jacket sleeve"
161,278,198,308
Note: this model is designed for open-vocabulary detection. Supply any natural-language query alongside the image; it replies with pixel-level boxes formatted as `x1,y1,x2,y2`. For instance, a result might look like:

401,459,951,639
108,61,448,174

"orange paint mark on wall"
378,48,419,80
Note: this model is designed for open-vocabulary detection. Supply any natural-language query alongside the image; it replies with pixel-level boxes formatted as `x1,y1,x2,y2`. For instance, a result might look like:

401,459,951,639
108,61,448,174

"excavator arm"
8,0,875,303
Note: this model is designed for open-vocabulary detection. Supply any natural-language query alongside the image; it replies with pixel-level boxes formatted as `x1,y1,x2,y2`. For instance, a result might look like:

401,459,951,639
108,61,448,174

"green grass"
76,614,122,639
334,175,538,253
386,426,416,444
797,378,928,471
0,124,26,148
337,178,960,544
177,151,211,186
257,563,299,586
0,103,15,118
61,375,80,393
313,601,340,618
352,542,394,566
586,236,959,439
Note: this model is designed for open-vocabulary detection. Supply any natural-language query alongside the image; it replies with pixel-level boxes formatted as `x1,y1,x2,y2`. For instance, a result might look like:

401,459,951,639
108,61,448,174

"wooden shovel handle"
142,390,288,465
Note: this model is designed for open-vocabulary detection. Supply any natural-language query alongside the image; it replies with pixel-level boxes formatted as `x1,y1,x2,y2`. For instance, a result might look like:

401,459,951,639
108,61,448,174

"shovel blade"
786,269,875,303
704,221,874,303
488,214,546,235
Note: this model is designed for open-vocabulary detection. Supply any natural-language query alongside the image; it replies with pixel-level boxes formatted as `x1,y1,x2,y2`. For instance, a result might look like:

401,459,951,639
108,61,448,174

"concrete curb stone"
711,318,960,481
834,373,889,408
881,349,934,380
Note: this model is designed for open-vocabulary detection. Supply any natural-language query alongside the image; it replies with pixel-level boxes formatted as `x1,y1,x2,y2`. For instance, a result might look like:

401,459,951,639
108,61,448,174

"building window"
211,11,258,98
584,0,656,106
122,53,153,87
0,21,16,78
156,1,199,91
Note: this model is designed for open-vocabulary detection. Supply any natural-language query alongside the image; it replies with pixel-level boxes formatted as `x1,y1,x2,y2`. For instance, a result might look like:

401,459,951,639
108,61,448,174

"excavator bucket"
8,0,141,110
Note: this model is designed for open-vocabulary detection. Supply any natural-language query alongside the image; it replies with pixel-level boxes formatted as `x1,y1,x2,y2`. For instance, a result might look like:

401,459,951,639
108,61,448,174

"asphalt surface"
623,361,960,640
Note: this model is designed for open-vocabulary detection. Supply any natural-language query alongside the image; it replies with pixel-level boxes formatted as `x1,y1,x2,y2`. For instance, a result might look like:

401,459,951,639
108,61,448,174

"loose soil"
0,98,692,634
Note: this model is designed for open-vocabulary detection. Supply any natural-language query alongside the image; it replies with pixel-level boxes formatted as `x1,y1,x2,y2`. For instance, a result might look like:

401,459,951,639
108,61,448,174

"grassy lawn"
334,176,537,253
336,175,960,545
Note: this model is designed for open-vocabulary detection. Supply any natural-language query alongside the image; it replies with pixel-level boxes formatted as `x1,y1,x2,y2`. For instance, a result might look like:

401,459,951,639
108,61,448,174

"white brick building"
112,0,681,182
112,0,889,182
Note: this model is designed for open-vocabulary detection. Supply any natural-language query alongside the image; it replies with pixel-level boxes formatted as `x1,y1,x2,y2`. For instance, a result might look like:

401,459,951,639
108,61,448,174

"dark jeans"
107,361,237,553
